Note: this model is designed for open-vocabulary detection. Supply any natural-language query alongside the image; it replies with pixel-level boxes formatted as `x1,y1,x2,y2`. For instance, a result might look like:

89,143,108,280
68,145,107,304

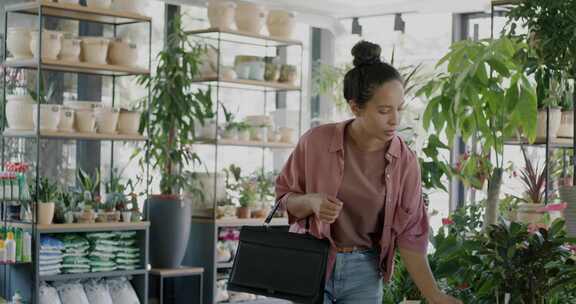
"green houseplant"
514,145,547,225
135,14,212,268
31,177,59,225
418,37,538,226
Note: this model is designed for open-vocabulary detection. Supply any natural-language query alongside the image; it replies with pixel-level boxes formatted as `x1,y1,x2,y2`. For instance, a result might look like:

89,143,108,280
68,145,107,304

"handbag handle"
265,198,310,232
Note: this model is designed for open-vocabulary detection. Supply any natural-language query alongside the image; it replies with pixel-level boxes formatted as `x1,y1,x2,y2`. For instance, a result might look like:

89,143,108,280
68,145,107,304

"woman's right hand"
308,193,343,224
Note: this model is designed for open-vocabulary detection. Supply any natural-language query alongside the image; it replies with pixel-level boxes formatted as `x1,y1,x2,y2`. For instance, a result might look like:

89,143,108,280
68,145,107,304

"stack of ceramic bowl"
558,186,576,237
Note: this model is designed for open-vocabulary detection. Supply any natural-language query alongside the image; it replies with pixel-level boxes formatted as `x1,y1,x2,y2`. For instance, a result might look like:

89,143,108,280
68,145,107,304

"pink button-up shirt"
275,119,429,282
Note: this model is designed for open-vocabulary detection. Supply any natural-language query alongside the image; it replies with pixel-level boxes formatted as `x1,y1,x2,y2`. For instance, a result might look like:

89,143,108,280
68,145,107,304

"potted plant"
220,103,238,140
31,177,59,225
515,145,547,224
251,169,275,218
236,122,252,142
557,75,574,138
418,38,537,226
237,179,257,219
136,14,213,268
55,190,76,224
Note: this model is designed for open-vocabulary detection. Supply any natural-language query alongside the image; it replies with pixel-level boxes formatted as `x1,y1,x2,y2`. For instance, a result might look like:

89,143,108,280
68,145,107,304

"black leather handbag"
228,201,331,304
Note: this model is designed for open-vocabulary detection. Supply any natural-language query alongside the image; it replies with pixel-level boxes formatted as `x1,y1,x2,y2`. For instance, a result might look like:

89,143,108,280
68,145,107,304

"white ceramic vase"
38,202,55,225
32,104,61,131
30,30,62,61
59,36,82,62
7,28,32,59
5,95,34,130
81,37,110,65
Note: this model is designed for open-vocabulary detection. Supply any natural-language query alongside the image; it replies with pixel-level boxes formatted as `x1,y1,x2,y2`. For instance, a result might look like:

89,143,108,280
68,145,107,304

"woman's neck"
347,119,392,152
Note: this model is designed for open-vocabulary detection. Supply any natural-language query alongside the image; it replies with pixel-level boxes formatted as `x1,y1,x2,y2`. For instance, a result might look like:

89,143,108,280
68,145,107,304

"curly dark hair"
343,40,402,107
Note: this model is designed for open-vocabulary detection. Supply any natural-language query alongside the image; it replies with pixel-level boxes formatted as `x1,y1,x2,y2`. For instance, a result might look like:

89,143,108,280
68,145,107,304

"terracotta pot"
236,207,251,219
558,111,574,138
267,10,296,39
517,203,546,225
207,0,236,30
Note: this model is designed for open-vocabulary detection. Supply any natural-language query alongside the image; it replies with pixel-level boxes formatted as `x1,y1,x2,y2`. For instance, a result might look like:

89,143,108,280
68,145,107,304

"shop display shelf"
504,137,575,149
34,222,150,233
192,76,300,92
5,0,151,25
3,129,147,141
186,27,302,48
197,139,296,150
40,269,147,282
4,59,150,77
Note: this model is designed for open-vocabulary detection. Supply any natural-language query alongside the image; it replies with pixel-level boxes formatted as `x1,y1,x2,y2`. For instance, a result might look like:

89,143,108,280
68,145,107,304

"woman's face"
350,80,404,142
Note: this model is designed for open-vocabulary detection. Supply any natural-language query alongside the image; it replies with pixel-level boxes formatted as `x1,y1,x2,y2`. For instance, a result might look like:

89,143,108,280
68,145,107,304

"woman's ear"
348,100,362,116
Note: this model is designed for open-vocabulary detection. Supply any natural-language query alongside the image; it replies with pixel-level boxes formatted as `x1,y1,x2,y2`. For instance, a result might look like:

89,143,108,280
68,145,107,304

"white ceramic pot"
81,37,110,65
198,119,218,140
238,129,251,141
267,128,281,142
75,109,97,133
30,30,62,61
117,111,141,134
108,38,138,66
248,61,265,81
86,0,112,9
32,104,61,131
208,0,236,30
220,66,237,80
64,211,75,224
558,111,574,138
38,202,55,225
250,126,267,142
517,203,546,225
279,127,295,143
235,63,251,79
122,211,132,223
59,36,81,62
221,127,238,140
95,107,120,134
5,95,34,130
7,28,32,59
235,2,266,34
267,10,295,39
58,107,75,132
536,108,562,139
63,100,102,110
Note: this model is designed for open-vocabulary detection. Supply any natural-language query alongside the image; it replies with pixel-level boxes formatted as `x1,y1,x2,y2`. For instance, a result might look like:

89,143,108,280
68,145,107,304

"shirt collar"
329,119,400,159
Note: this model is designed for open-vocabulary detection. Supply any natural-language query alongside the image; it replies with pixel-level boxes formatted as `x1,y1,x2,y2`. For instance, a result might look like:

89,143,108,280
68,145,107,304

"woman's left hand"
426,291,463,304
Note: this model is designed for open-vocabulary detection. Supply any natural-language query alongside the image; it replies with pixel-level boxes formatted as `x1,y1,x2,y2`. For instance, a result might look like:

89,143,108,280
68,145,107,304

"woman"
275,41,461,304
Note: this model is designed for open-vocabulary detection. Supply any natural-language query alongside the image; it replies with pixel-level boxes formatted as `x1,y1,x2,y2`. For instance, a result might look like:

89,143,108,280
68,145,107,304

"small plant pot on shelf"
197,119,218,140
122,211,132,223
64,211,75,224
59,35,81,63
74,109,97,133
86,0,112,9
235,1,266,34
37,202,55,225
32,104,61,132
207,0,236,30
81,37,110,65
237,129,251,142
267,10,296,39
30,30,62,61
117,110,141,135
251,207,270,219
95,107,120,134
516,203,546,225
108,38,139,67
5,95,34,130
58,108,75,132
220,127,238,140
536,108,562,139
236,207,251,219
557,111,574,138
7,27,32,59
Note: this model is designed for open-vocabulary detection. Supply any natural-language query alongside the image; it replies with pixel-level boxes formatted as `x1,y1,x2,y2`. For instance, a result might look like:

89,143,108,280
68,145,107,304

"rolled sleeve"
396,155,430,253
275,136,307,226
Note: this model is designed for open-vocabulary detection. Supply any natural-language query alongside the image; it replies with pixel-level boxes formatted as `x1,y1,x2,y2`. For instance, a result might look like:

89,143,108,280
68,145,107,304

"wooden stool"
150,267,204,304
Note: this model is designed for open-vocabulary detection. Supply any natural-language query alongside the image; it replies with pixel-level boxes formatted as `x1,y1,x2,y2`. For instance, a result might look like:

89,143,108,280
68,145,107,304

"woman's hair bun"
351,40,382,67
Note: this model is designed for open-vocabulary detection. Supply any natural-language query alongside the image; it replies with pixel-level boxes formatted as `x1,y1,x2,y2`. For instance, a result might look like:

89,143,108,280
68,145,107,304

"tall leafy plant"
137,15,213,195
418,37,537,226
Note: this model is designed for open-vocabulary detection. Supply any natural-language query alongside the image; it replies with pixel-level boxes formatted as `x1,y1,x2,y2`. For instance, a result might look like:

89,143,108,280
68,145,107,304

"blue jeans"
324,249,383,304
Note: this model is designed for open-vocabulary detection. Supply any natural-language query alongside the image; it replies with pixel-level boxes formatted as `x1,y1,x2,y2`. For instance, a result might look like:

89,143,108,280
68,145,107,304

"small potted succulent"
220,103,238,140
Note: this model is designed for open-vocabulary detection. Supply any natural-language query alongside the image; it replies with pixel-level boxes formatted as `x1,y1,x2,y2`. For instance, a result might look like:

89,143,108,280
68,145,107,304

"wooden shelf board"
492,0,521,6
41,269,147,281
32,221,150,233
3,129,146,141
150,267,204,278
504,137,574,148
197,138,296,150
5,58,149,76
186,27,303,47
192,77,300,91
5,1,151,25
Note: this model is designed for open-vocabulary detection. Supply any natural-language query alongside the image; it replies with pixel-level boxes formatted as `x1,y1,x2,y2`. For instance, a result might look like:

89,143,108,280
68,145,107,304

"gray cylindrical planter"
147,195,192,268
558,186,576,237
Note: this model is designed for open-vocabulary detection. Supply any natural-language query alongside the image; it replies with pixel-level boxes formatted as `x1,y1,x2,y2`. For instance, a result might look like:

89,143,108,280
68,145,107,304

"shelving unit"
491,0,576,203
185,28,300,304
1,1,152,303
